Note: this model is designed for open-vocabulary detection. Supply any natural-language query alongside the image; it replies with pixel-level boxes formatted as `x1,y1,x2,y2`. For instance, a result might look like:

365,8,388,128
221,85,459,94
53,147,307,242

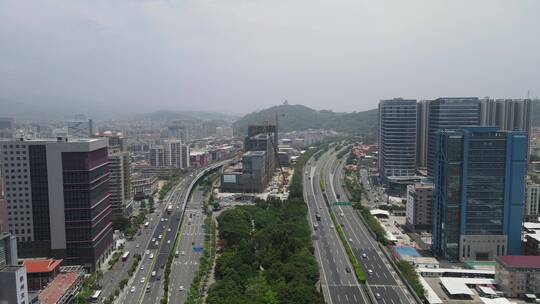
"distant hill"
232,104,378,135
138,110,238,122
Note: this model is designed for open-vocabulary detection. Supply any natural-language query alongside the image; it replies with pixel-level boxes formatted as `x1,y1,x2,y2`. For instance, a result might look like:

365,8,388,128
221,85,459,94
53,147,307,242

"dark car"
345,267,351,273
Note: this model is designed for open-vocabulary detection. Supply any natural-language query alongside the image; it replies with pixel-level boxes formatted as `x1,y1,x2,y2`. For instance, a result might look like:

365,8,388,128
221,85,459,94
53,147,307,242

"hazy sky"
1,0,539,119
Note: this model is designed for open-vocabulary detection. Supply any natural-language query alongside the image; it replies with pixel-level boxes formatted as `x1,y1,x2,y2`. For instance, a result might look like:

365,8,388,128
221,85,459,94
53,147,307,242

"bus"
144,222,150,228
90,290,102,302
121,251,130,262
167,205,173,214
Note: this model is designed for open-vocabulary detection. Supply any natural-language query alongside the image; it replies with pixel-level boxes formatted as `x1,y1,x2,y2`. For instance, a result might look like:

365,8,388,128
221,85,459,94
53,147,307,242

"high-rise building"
67,116,93,138
181,144,190,169
216,126,234,138
0,233,28,304
427,97,481,177
98,132,131,217
416,100,430,169
0,165,6,233
432,127,527,261
480,98,532,133
149,145,166,167
164,139,187,169
0,117,15,139
149,140,190,169
406,182,433,232
0,138,113,271
378,98,417,181
525,183,540,222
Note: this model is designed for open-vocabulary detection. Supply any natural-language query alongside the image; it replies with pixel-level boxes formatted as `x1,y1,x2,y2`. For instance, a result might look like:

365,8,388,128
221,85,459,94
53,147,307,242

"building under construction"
220,124,278,193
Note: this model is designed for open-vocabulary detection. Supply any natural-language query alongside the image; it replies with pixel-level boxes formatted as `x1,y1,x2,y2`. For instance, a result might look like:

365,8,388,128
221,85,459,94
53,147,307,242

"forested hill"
232,104,378,135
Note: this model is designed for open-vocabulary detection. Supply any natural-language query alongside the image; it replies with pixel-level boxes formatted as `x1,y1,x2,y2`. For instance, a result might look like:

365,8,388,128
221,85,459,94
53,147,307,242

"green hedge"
328,210,366,283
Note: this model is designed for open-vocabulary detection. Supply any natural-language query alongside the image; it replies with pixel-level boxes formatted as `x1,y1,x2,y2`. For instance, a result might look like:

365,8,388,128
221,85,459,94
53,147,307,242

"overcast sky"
0,0,539,119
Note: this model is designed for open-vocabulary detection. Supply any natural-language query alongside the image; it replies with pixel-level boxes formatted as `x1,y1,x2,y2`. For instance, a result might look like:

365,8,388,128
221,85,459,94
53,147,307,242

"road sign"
334,201,351,206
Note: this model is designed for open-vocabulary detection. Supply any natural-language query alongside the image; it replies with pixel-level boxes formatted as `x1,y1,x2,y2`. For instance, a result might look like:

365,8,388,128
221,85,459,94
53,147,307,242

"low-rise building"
38,266,85,304
22,258,63,291
524,234,540,256
131,173,158,198
496,255,540,298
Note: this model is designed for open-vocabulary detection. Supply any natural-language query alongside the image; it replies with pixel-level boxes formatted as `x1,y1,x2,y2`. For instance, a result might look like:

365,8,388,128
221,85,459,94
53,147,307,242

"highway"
304,153,369,304
322,152,417,304
118,175,192,304
117,160,230,304
169,187,206,303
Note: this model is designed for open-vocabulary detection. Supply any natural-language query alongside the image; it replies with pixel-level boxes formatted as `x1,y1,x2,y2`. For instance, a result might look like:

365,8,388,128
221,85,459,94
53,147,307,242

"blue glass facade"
432,126,527,261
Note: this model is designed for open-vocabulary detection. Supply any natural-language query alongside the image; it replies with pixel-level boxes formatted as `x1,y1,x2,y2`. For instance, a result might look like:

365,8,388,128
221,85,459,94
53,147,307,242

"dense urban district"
2,98,540,304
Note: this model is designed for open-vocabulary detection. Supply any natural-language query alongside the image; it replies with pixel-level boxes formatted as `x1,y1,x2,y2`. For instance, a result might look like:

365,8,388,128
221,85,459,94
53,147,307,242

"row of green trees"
185,213,217,304
206,198,324,304
159,170,185,201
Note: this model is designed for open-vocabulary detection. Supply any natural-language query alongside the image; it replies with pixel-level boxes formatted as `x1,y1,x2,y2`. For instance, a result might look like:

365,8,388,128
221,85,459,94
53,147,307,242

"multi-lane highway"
118,175,192,304
304,154,369,304
322,152,417,304
117,160,229,304
169,187,207,303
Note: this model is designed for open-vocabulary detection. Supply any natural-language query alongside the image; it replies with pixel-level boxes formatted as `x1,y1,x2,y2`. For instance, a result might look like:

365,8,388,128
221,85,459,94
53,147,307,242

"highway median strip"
328,200,366,283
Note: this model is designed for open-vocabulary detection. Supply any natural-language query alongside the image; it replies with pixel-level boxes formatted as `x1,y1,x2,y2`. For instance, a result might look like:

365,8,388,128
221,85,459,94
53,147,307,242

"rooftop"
38,271,81,304
23,258,62,273
440,277,495,296
497,255,540,269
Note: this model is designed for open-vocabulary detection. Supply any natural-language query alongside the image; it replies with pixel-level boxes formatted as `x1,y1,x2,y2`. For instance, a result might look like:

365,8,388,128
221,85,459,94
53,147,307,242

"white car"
149,253,154,259
152,238,156,242
145,250,150,255
130,286,136,293
330,224,334,229
179,286,185,291
160,218,164,222
140,277,145,283
167,228,171,232
368,269,373,275
181,251,185,256
362,253,367,258
155,241,159,246
167,240,171,244
136,244,140,248
140,265,144,270
158,234,162,239
348,238,353,243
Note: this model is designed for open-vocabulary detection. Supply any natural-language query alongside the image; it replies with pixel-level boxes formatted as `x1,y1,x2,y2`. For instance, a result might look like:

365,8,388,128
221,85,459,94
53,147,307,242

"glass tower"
378,98,417,181
432,126,527,261
427,97,481,177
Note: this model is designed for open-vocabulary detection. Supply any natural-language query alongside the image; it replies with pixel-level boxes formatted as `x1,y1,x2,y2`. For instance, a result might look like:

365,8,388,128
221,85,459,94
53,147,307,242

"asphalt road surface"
304,154,369,304
323,153,417,304
169,187,207,303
